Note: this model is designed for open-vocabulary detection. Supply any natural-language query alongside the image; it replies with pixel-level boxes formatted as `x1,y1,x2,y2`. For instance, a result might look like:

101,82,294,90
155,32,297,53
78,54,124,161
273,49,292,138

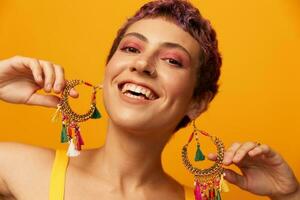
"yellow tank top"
49,149,194,200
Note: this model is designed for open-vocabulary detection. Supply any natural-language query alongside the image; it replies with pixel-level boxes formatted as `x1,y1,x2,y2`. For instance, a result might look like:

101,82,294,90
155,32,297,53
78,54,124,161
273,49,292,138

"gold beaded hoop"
51,79,102,157
181,121,229,200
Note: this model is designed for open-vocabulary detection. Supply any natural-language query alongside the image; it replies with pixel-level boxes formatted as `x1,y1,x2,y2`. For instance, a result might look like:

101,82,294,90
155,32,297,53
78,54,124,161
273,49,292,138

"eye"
163,58,183,67
121,46,140,54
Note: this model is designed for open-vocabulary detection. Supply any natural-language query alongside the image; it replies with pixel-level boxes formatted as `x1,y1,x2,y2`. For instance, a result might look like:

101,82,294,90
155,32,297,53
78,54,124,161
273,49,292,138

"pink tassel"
194,181,202,200
74,126,84,151
75,127,84,145
75,139,81,151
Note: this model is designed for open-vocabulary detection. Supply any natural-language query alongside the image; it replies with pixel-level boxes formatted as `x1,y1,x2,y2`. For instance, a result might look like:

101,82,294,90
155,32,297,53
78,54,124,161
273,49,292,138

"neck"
94,119,173,192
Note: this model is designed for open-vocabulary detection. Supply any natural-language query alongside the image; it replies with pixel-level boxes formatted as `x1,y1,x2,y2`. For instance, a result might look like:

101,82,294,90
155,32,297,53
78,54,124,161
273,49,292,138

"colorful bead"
188,131,195,143
84,81,92,86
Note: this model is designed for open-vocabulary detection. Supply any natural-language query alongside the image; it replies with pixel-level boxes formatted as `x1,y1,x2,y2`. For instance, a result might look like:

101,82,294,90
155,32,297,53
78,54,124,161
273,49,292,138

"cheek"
157,68,195,128
162,69,195,101
103,53,124,109
104,52,130,84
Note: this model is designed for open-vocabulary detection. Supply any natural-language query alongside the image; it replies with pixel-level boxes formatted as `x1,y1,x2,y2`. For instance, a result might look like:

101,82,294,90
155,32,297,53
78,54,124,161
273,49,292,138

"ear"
186,91,213,120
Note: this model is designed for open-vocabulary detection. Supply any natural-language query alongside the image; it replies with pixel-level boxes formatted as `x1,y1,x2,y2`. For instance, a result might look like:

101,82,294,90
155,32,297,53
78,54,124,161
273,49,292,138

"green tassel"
61,124,69,143
195,144,205,161
216,190,221,200
91,106,101,119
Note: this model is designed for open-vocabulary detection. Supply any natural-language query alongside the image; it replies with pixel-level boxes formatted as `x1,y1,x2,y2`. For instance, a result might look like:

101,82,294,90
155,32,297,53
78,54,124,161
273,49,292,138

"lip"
117,79,159,99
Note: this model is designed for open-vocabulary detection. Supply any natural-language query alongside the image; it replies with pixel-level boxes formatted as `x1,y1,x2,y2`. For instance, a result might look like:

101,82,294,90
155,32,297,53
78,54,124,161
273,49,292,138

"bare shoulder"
0,141,55,168
0,142,56,199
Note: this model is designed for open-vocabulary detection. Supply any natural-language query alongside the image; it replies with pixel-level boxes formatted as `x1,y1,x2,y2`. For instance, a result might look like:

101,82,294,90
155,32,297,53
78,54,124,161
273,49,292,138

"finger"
13,56,44,86
224,168,248,190
53,64,66,94
260,144,272,157
223,142,241,165
28,59,44,86
69,88,79,98
25,93,61,108
248,147,262,157
55,86,79,98
233,142,258,163
39,61,56,93
248,144,275,158
207,153,217,161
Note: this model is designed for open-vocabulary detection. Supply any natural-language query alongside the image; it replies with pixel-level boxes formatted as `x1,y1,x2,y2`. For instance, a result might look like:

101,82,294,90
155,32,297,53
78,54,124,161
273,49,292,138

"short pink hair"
106,0,222,130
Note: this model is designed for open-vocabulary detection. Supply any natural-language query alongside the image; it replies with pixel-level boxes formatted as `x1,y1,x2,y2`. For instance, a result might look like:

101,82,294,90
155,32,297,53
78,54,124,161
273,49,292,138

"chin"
109,111,159,134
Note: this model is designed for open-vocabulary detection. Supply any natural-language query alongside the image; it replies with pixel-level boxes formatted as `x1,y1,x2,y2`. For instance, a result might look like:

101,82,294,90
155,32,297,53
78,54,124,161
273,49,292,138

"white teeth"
130,84,137,92
124,92,146,100
136,86,142,93
121,83,156,100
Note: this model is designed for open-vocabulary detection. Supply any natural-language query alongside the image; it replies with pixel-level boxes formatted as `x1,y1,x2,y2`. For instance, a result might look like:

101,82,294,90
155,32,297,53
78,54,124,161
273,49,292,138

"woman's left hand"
208,142,299,199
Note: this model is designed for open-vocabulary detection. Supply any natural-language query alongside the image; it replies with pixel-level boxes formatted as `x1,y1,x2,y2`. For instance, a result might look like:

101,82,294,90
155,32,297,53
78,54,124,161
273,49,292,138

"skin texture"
0,17,299,200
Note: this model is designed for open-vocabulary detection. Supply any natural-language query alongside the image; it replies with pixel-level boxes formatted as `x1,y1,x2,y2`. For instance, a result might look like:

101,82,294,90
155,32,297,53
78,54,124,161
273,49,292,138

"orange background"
0,1,299,199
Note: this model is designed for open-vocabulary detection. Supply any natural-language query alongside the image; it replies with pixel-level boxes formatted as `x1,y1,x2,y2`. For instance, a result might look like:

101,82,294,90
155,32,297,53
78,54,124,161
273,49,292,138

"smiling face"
103,17,201,135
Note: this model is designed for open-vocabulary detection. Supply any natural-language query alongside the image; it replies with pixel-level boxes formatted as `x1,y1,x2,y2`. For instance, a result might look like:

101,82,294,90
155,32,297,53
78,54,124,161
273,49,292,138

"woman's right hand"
0,56,78,108
208,142,300,200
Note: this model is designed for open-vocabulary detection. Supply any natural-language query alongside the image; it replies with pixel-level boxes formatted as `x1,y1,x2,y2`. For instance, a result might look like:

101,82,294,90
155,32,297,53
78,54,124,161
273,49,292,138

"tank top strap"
49,150,191,200
184,185,194,200
49,149,69,200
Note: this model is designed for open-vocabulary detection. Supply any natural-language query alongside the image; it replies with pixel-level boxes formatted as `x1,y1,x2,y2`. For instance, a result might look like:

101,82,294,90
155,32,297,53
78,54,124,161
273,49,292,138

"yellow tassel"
220,175,230,192
51,105,61,123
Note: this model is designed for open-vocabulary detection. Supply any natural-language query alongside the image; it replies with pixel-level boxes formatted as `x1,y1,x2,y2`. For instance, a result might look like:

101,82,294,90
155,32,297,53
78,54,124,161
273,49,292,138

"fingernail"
224,158,232,164
37,75,43,82
55,84,61,91
46,83,52,91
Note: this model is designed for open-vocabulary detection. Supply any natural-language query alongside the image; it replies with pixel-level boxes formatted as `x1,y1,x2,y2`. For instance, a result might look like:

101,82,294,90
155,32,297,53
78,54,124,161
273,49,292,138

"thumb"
26,93,61,108
207,152,217,161
224,168,248,190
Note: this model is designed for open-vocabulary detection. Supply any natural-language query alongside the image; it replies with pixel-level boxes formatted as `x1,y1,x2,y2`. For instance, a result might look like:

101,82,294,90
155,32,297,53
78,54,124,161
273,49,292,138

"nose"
129,57,157,77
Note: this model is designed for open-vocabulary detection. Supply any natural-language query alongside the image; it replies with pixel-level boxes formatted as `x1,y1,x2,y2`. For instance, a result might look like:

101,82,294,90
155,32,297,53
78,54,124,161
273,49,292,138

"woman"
0,0,299,199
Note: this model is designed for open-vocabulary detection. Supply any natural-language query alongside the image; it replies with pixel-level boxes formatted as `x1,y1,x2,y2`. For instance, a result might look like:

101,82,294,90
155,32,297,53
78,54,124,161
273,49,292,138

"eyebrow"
123,32,192,60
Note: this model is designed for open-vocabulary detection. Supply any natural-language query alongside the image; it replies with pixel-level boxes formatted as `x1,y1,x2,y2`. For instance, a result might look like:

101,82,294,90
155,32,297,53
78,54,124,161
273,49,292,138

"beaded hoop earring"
182,121,229,200
51,79,102,157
